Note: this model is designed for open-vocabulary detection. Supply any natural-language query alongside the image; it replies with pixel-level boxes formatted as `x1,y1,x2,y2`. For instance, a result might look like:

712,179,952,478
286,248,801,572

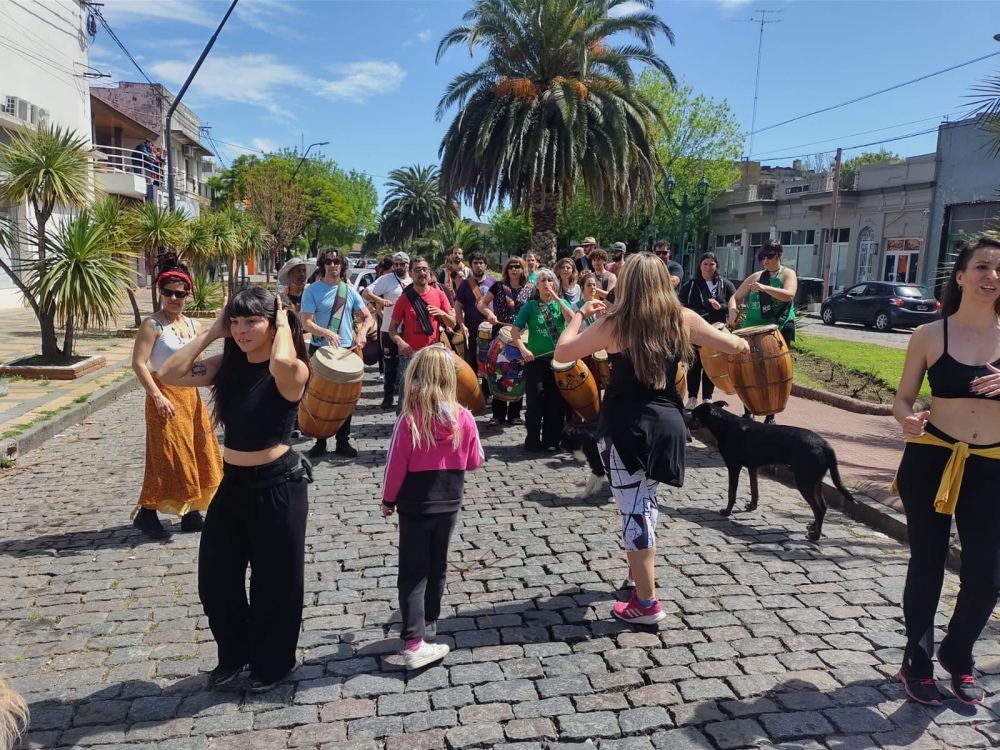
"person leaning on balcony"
130,252,223,539
732,238,797,423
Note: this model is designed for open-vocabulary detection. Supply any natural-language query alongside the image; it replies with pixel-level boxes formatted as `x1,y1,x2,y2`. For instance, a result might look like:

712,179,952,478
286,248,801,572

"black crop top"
605,351,682,402
927,316,1000,400
220,360,298,450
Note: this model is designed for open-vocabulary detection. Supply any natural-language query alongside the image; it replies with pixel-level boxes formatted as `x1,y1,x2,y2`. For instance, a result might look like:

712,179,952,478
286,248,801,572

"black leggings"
895,423,1000,674
199,451,309,682
524,357,565,450
687,347,714,401
397,511,458,641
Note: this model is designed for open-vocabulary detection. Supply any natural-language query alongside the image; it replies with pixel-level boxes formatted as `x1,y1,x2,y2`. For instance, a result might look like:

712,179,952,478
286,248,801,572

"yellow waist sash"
891,432,1000,515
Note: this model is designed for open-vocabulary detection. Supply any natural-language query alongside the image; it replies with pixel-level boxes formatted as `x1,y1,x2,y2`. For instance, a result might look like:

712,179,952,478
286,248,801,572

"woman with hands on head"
891,236,1000,707
130,252,223,539
555,252,748,626
158,288,311,694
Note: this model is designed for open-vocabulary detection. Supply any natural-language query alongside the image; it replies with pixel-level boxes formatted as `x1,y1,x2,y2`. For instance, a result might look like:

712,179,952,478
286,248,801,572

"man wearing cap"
277,257,316,313
607,242,626,275
574,239,596,273
363,252,412,409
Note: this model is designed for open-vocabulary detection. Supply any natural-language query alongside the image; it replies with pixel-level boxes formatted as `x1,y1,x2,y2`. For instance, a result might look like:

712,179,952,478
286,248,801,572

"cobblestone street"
1,377,998,750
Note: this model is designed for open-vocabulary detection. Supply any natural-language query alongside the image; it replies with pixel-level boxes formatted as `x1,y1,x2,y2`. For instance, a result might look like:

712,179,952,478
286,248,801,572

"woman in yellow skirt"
130,253,223,538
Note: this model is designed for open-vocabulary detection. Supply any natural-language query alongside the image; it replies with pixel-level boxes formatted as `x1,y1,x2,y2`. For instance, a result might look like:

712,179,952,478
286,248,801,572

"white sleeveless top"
148,316,198,372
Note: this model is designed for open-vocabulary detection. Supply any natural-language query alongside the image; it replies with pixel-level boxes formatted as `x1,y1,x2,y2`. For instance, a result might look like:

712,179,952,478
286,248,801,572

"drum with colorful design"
486,326,529,402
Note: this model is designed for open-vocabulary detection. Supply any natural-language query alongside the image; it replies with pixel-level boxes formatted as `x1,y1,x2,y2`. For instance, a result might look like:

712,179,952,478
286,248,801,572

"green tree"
0,125,93,360
971,70,1000,157
129,202,187,313
558,187,647,252
486,208,533,262
380,164,454,246
243,159,307,281
92,195,142,328
838,149,902,190
637,73,745,255
27,210,134,356
435,0,674,265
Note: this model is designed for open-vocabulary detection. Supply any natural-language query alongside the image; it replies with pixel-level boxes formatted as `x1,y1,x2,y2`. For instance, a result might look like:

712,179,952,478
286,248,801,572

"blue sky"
92,0,1000,214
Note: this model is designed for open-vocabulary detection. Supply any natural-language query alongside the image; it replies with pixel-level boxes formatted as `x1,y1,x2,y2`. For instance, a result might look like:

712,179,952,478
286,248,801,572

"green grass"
796,333,930,398
73,394,90,404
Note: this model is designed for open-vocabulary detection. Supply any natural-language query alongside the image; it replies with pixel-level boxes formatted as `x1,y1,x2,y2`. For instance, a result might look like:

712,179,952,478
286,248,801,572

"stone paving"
1,375,998,750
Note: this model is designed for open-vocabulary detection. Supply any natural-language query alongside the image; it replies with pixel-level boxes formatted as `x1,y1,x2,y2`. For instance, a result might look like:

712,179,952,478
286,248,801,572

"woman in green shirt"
512,268,575,451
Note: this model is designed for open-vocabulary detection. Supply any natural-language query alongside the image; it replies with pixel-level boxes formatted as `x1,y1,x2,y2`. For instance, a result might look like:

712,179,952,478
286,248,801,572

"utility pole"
822,148,843,297
742,9,782,159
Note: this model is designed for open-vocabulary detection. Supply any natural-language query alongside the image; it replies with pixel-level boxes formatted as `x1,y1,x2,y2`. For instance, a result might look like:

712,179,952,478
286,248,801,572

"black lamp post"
660,173,709,266
289,141,329,185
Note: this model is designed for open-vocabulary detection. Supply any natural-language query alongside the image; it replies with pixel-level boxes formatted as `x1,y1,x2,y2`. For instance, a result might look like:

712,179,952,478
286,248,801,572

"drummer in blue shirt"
301,248,376,459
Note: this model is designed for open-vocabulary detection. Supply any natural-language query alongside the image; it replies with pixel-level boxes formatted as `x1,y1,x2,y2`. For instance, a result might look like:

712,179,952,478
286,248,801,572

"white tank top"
148,316,198,372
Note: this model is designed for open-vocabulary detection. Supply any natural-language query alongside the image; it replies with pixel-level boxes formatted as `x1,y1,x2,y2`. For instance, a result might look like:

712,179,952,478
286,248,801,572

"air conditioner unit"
16,98,30,122
2,96,20,117
182,145,194,157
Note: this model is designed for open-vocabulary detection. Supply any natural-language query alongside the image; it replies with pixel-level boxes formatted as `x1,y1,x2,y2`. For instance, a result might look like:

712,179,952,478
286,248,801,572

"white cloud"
319,61,407,104
416,29,433,43
235,0,303,38
608,1,649,17
251,137,277,153
98,0,218,28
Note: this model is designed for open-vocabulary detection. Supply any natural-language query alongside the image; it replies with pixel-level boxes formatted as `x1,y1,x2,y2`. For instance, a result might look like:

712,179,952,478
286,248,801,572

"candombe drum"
591,349,612,390
552,359,600,423
434,344,485,414
698,323,736,395
299,347,364,438
477,322,494,376
675,361,687,401
486,326,529,402
727,324,793,416
449,329,467,360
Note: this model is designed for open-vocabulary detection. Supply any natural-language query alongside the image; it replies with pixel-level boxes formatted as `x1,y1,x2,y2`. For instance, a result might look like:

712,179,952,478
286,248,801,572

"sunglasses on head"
161,289,189,299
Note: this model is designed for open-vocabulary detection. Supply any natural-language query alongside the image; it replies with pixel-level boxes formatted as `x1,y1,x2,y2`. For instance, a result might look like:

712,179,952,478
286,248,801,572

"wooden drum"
675,361,687,400
727,324,793,416
486,326,529,402
435,344,485,414
592,349,611,390
552,359,600,424
299,347,364,438
699,323,737,395
477,321,494,377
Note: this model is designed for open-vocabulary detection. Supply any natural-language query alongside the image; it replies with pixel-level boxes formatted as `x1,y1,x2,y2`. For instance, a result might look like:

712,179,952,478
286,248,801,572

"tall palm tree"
380,164,455,246
129,202,186,312
430,219,485,265
92,195,142,328
0,124,93,359
436,0,674,264
27,210,134,356
971,71,1000,157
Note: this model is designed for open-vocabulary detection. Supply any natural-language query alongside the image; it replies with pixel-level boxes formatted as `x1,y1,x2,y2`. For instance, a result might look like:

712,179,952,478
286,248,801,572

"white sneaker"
403,641,449,670
685,397,697,410
376,373,384,382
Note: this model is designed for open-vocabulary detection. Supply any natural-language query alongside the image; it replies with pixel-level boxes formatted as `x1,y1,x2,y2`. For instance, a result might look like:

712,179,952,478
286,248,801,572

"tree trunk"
63,315,75,358
39,305,62,360
530,186,559,267
148,247,161,313
127,288,142,328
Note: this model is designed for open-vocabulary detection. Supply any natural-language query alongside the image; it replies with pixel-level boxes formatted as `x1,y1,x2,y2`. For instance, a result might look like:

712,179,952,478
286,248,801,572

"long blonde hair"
0,676,28,750
605,252,692,389
400,345,462,450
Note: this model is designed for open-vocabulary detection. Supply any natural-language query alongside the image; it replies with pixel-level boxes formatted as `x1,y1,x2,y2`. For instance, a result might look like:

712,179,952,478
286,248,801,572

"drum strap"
327,282,349,335
466,277,484,303
537,300,563,346
758,269,792,327
403,285,436,336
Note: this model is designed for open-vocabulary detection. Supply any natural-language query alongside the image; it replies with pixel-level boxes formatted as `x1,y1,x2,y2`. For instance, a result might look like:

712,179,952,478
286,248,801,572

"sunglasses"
758,251,779,261
161,289,189,299
507,264,522,270
655,251,670,257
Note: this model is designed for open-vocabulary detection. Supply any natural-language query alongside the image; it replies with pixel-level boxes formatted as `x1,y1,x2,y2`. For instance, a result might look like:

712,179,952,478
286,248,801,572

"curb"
12,374,141,458
690,425,963,571
790,383,894,416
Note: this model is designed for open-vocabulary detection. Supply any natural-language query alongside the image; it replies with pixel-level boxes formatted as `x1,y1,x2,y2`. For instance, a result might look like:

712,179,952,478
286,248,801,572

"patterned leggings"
598,437,659,552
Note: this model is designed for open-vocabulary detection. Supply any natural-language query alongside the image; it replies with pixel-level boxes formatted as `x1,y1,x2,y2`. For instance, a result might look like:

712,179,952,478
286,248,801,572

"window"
894,285,926,298
785,184,811,194
863,284,888,297
715,234,740,247
947,202,1000,236
845,285,867,296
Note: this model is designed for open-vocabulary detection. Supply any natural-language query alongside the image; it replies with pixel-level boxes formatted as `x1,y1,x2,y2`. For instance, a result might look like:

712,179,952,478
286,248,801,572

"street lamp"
288,140,329,185
660,173,710,266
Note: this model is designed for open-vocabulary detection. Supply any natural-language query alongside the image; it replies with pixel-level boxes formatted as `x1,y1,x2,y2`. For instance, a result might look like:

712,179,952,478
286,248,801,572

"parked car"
820,282,941,331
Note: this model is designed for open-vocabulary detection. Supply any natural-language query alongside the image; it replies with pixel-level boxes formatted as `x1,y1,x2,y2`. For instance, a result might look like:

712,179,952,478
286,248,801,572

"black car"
821,282,940,331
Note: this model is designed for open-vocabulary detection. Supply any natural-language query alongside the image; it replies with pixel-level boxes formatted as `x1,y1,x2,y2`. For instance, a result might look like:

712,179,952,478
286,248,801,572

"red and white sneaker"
612,591,666,625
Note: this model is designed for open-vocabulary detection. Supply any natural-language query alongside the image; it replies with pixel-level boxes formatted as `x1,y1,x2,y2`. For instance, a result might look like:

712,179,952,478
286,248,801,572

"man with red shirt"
390,256,456,407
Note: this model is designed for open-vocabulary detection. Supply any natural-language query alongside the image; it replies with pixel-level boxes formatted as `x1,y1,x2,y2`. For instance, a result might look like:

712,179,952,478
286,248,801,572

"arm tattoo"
148,319,163,333
190,362,207,377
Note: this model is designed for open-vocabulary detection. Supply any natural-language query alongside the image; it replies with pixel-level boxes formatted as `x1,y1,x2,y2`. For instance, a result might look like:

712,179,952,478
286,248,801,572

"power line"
738,9,782,158
752,49,1000,136
87,5,162,95
755,127,940,163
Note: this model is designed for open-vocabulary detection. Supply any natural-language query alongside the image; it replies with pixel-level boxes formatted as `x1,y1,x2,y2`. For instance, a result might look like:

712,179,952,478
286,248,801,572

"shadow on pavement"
0,525,187,558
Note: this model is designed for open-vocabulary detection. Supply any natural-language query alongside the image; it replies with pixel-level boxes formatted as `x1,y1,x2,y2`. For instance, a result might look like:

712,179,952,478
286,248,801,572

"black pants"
199,451,309,682
397,511,458,641
310,343,352,443
895,423,1000,675
382,332,399,403
687,347,715,402
492,396,523,422
524,357,565,450
461,332,490,404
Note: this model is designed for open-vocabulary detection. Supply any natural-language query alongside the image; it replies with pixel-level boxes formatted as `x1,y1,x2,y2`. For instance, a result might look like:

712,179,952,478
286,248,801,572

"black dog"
559,424,606,497
688,401,854,541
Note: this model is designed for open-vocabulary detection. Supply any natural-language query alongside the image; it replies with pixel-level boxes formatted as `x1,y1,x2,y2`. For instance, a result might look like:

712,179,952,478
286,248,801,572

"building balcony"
93,145,158,200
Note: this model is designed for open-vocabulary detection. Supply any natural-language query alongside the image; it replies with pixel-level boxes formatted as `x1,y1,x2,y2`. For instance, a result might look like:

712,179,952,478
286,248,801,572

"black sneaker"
180,511,204,532
379,399,393,410
938,650,986,705
763,415,775,425
209,663,245,687
898,668,945,706
248,676,281,693
307,439,327,458
133,508,170,539
335,442,359,458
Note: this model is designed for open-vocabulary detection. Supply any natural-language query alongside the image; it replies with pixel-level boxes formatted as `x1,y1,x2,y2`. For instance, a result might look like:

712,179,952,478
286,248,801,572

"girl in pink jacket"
381,345,484,670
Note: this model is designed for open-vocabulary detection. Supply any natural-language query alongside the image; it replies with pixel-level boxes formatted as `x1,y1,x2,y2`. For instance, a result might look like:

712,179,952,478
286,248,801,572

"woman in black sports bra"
892,236,1000,707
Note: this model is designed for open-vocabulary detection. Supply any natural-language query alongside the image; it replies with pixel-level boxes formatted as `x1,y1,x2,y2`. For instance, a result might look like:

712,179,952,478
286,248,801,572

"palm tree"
92,195,142,328
129,202,186,312
435,0,674,264
228,210,269,297
427,219,486,265
971,71,1000,157
27,210,134,356
380,164,454,246
0,124,93,359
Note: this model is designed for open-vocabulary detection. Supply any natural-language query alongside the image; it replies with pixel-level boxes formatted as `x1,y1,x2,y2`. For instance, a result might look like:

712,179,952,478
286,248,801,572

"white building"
0,0,94,310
